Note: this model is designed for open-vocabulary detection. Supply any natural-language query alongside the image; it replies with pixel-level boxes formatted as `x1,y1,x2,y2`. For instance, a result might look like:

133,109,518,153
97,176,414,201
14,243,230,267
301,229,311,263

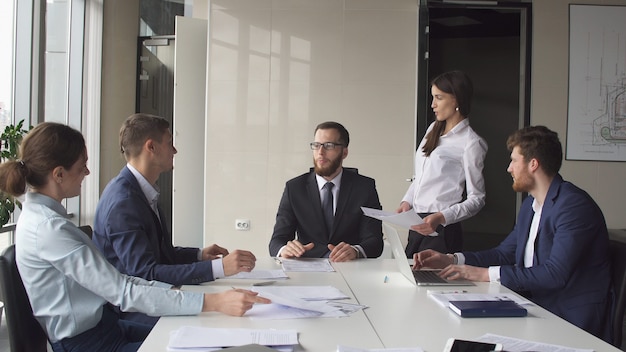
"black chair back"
0,244,48,352
78,225,93,239
309,167,359,174
609,239,626,348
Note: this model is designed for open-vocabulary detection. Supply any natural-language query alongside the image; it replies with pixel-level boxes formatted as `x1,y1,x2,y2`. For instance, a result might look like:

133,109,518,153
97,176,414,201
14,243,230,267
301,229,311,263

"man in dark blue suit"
269,121,383,261
93,113,260,325
414,126,612,342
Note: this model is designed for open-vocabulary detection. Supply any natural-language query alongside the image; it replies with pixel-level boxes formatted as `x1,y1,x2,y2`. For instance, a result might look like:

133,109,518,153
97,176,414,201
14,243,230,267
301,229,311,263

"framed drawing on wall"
567,4,626,161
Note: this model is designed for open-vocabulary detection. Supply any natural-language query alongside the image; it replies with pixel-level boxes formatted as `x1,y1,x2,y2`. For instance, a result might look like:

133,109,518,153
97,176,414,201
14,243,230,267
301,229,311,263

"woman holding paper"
397,71,487,256
0,122,270,352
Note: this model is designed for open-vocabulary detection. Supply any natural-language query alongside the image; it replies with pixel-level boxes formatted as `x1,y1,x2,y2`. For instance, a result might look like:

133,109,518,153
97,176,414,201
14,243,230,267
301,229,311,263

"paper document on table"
337,346,423,352
360,207,437,236
427,291,532,308
224,269,288,279
245,292,346,320
278,258,335,272
167,326,298,349
475,333,594,352
252,285,349,300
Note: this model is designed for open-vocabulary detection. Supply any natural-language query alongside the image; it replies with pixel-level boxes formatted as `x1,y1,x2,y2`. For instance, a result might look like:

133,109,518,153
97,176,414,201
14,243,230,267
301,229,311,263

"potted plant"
0,120,31,227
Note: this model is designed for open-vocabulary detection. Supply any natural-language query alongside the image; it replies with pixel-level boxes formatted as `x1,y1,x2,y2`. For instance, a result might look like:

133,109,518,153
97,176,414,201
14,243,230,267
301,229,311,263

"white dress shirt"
16,192,203,342
402,119,487,225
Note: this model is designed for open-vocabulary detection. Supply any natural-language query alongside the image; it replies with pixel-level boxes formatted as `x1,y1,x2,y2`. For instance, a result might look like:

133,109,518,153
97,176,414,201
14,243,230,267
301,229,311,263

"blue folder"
448,300,528,317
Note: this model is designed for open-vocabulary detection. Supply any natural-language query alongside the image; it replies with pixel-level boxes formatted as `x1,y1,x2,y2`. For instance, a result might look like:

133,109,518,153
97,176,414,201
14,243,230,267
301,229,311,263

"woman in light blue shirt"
0,122,269,352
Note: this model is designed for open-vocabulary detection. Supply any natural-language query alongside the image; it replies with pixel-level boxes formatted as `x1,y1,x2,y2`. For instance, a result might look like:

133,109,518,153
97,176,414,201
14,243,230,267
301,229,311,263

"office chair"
78,224,93,239
0,244,48,352
609,239,626,348
309,167,359,174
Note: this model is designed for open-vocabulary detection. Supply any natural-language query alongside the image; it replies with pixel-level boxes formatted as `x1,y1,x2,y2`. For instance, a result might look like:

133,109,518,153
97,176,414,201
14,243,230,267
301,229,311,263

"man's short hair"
314,121,350,147
120,113,170,160
506,125,563,176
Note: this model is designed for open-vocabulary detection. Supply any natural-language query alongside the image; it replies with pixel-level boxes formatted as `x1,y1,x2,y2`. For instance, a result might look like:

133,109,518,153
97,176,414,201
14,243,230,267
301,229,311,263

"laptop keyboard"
413,270,448,284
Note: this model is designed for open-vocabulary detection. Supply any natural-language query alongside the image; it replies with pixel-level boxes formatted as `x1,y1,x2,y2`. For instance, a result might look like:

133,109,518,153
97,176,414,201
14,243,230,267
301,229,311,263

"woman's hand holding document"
361,207,438,237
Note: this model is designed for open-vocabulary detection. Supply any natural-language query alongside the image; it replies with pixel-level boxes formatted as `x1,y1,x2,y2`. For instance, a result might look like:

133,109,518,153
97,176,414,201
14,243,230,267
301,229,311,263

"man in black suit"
269,121,384,261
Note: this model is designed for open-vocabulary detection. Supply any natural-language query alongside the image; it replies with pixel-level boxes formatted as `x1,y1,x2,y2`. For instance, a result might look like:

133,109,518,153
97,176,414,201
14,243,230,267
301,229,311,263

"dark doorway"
136,36,175,234
417,1,532,251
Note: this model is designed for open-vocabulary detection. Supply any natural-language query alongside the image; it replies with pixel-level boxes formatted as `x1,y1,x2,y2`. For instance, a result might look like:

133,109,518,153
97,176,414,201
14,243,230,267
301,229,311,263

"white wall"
100,0,626,257
202,0,417,255
531,0,626,230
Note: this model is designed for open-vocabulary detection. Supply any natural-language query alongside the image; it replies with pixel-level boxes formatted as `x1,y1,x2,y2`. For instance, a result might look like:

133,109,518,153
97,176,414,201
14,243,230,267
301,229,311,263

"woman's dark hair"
422,70,474,156
0,122,85,196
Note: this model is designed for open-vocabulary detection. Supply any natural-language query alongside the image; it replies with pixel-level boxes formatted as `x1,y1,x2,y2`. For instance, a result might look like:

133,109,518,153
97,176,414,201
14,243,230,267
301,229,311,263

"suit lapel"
306,172,327,234
532,174,562,265
517,200,535,265
157,205,176,264
122,166,176,264
332,171,353,240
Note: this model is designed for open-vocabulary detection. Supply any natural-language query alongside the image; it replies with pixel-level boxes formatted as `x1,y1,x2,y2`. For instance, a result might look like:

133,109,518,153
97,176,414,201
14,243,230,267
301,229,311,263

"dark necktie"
322,182,334,234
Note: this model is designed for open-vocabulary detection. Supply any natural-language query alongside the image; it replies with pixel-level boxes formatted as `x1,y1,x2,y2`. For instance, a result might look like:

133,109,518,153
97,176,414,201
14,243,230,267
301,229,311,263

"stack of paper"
337,346,423,352
223,269,289,279
278,258,335,272
167,326,298,352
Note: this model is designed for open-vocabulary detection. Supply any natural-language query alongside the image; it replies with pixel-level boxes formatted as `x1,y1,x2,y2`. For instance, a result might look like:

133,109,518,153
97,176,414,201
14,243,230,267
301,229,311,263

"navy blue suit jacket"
269,169,383,258
93,167,214,286
463,174,612,342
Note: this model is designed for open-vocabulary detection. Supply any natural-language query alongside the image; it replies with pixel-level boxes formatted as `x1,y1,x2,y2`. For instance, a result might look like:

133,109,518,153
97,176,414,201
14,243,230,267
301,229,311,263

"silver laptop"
383,222,474,286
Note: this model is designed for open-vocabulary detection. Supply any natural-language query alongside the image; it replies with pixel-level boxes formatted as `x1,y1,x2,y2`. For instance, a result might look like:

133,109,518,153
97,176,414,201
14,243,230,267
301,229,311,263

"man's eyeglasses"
310,142,345,150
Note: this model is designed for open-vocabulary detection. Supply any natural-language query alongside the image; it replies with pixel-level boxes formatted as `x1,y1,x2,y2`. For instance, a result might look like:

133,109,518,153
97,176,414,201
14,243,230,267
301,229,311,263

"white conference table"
138,258,620,352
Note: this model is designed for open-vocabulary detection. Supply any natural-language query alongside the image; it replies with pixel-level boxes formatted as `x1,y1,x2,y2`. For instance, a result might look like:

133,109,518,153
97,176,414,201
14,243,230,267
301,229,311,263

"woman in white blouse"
397,71,487,257
0,122,269,352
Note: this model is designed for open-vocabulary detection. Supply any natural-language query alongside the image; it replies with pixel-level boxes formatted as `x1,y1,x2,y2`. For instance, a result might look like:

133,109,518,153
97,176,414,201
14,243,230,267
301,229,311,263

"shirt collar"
25,192,69,217
315,169,343,191
531,197,543,214
444,118,470,137
127,163,160,206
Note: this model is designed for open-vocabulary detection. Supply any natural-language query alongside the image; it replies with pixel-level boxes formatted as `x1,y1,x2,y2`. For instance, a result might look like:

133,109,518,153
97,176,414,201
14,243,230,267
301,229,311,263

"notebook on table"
448,300,528,317
383,222,474,286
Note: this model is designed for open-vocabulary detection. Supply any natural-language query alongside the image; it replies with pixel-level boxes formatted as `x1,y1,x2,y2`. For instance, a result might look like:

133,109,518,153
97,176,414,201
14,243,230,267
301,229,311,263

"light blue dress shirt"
15,192,204,342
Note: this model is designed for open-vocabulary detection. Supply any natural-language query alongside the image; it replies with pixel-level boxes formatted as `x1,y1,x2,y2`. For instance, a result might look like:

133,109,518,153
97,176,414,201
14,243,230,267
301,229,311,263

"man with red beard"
269,121,384,261
413,126,612,343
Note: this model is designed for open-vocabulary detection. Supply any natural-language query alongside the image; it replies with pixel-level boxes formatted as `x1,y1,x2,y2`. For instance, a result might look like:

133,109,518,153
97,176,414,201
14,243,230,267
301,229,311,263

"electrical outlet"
235,219,250,231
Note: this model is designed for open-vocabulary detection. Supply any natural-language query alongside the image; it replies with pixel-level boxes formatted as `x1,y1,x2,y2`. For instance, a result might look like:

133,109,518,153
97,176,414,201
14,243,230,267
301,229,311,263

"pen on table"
252,280,276,286
383,275,389,283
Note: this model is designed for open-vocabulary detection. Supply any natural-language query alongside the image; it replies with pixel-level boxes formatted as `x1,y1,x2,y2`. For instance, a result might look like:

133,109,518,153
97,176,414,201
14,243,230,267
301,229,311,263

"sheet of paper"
326,301,368,314
361,207,437,236
427,291,532,308
168,326,298,349
246,301,346,320
278,258,335,272
224,269,288,279
475,333,594,352
168,343,293,352
337,346,424,352
245,291,346,320
252,285,349,301
255,292,342,313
